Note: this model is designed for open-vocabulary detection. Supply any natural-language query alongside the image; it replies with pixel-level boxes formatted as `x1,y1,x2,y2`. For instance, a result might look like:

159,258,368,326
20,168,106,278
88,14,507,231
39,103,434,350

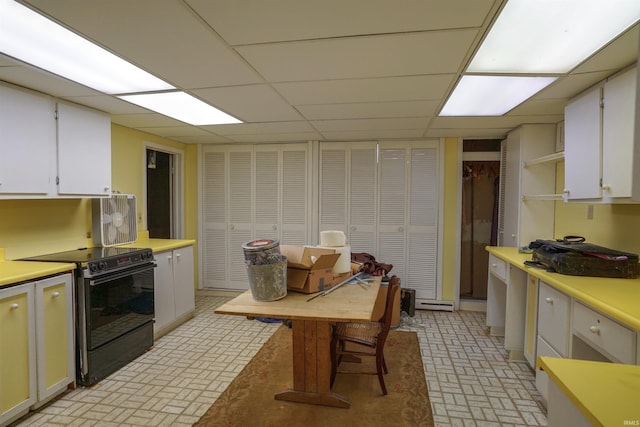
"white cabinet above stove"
0,81,111,199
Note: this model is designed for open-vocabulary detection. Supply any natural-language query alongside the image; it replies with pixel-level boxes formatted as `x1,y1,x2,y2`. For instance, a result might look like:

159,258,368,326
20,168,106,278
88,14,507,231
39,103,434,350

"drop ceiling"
0,0,638,144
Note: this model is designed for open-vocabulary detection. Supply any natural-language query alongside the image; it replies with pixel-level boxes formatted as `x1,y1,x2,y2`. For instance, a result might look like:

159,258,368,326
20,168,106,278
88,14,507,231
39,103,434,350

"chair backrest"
377,276,400,343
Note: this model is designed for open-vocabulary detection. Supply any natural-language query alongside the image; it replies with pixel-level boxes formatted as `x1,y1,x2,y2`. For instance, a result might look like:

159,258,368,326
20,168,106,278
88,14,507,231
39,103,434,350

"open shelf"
524,152,564,167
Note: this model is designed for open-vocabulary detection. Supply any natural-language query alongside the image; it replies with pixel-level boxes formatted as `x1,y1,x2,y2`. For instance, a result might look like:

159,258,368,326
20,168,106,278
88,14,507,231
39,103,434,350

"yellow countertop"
486,246,640,331
538,356,640,427
0,260,75,288
119,238,195,253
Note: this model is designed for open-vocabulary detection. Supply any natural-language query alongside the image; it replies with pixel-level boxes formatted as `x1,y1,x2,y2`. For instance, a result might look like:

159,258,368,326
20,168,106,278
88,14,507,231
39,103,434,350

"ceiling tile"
187,0,494,45
319,129,426,140
235,30,478,82
193,85,304,122
311,117,428,132
273,75,455,105
203,121,317,136
298,100,438,120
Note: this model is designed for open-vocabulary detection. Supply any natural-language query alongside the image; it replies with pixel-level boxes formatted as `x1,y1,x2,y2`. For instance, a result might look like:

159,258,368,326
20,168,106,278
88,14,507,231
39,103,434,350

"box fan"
92,193,137,246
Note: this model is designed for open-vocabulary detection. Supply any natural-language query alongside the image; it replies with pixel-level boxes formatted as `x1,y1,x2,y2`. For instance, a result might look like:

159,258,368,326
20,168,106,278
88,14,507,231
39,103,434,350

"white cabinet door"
56,101,111,196
34,274,74,405
0,83,55,196
153,251,175,334
602,66,637,199
564,85,602,200
0,283,36,425
173,245,195,320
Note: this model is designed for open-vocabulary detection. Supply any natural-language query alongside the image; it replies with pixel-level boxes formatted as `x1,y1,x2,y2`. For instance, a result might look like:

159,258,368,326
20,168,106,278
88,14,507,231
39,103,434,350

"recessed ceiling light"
439,75,557,116
0,0,174,94
468,0,640,73
119,92,242,125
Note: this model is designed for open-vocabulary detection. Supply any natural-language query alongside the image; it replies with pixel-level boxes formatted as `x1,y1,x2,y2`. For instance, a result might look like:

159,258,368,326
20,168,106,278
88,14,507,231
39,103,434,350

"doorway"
146,147,182,239
459,140,501,301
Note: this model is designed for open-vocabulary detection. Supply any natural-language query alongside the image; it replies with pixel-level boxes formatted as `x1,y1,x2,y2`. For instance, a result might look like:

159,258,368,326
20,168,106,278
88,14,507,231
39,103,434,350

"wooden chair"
330,275,401,395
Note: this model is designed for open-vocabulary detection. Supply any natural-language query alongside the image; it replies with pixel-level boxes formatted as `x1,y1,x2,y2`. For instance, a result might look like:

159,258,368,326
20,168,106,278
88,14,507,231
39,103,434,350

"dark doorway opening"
146,149,173,239
460,140,501,300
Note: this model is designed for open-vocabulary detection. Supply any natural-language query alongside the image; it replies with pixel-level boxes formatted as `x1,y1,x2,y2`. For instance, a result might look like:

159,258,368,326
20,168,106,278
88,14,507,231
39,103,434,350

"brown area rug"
194,325,433,427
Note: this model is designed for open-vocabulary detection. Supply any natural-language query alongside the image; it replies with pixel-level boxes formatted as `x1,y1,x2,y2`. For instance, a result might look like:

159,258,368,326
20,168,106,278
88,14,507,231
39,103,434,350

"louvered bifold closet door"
378,141,439,301
227,148,254,289
377,143,408,282
319,142,377,253
202,144,310,291
406,142,439,300
254,147,279,242
202,149,227,288
281,146,309,245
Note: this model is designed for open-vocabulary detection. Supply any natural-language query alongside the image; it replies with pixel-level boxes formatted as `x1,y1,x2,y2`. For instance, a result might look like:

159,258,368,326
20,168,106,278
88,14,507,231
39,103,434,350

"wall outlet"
86,231,92,238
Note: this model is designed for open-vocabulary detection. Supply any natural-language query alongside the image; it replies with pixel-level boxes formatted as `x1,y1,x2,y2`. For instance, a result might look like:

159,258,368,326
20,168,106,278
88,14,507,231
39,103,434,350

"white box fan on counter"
92,193,138,246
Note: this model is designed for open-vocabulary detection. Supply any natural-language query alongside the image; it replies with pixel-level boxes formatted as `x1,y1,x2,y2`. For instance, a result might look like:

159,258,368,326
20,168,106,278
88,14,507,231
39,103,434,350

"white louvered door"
319,142,377,254
201,144,309,290
319,140,440,300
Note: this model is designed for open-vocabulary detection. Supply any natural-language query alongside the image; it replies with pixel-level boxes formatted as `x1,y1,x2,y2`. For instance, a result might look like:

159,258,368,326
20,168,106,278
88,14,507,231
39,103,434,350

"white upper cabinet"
564,65,639,203
56,101,111,197
0,83,56,196
0,83,111,199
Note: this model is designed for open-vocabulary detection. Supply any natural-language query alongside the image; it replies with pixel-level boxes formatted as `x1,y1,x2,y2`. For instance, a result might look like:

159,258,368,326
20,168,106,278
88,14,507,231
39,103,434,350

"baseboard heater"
416,300,454,312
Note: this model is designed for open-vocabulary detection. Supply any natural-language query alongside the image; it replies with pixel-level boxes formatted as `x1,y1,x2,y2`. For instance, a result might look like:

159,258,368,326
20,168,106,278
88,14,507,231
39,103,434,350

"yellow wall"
554,162,640,254
441,137,460,301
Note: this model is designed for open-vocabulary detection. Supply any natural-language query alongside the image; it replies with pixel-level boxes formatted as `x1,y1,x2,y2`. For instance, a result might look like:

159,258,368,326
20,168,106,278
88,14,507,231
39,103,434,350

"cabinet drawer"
537,282,570,357
535,336,563,407
572,302,635,364
489,254,507,282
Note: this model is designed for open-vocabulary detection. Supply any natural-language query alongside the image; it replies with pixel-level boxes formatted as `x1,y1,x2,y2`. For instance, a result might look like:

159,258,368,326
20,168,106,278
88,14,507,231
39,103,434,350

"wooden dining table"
214,276,382,408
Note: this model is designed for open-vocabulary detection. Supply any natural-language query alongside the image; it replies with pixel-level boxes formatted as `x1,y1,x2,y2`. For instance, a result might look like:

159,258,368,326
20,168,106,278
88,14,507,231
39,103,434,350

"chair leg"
376,350,387,395
330,337,338,387
382,352,388,374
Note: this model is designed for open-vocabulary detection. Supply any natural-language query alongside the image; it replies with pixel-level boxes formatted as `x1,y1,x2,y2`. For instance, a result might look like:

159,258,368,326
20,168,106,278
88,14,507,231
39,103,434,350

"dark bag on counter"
527,236,639,279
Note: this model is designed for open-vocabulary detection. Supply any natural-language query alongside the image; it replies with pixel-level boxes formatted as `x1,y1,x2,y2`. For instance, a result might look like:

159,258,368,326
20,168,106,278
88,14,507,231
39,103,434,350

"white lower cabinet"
0,273,73,426
153,245,195,338
535,281,570,405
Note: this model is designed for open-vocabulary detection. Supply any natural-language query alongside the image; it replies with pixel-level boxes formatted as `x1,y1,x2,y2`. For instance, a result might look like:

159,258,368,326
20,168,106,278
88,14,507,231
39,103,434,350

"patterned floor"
13,295,547,427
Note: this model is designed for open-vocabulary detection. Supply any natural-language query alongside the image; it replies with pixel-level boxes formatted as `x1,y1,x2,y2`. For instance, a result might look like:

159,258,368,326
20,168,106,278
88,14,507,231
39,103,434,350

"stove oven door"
77,263,155,385
82,263,155,349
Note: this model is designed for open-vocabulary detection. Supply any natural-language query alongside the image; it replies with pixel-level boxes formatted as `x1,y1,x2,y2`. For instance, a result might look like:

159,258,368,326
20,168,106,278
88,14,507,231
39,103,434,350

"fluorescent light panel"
468,0,640,73
119,92,241,126
0,0,174,94
440,75,557,116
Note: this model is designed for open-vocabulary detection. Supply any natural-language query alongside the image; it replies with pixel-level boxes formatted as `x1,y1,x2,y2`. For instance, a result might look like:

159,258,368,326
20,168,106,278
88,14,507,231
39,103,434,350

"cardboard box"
280,245,341,293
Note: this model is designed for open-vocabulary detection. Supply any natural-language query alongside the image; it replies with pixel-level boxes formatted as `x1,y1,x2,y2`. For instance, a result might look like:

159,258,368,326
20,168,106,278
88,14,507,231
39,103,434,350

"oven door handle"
88,263,156,286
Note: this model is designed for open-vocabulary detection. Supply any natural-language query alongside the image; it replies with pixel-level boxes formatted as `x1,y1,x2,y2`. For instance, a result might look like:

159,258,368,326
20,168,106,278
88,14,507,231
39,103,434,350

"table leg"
274,319,350,408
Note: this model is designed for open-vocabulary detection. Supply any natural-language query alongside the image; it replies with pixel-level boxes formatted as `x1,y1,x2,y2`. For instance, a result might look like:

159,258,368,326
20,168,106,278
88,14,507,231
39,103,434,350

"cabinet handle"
104,186,110,192
10,303,19,310
491,263,497,268
52,291,60,298
601,184,611,191
545,297,553,304
589,325,600,335
272,225,277,231
176,253,181,260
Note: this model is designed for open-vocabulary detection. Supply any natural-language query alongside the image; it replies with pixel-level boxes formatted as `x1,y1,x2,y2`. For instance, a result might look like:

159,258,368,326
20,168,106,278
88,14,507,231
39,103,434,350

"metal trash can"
242,239,281,265
246,257,287,301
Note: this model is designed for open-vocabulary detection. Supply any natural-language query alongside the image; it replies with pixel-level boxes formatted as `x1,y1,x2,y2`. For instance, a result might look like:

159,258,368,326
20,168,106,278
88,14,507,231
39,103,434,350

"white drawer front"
537,282,570,357
489,254,507,282
572,302,635,364
535,336,562,406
